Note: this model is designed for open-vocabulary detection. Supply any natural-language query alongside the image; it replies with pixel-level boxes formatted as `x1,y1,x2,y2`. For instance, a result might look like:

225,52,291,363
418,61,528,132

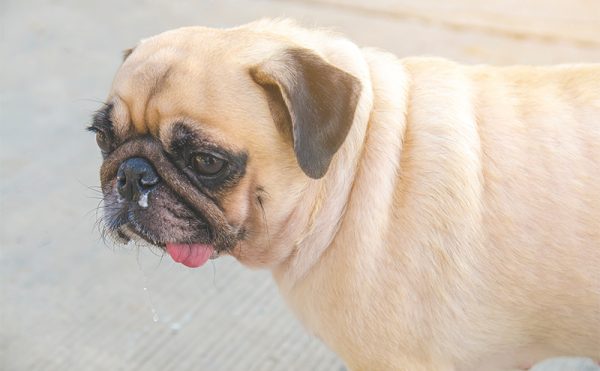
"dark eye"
95,131,111,152
191,152,227,176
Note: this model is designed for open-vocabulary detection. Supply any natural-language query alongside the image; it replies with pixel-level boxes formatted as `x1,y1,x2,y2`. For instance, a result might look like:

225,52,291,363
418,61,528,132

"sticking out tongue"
166,243,214,268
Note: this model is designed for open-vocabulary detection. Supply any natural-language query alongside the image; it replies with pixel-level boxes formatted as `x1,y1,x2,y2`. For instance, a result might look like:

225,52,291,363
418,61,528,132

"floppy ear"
122,47,135,61
250,48,361,179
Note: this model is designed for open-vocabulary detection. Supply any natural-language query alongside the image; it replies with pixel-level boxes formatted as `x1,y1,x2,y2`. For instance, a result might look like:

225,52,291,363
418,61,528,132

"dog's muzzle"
100,136,240,252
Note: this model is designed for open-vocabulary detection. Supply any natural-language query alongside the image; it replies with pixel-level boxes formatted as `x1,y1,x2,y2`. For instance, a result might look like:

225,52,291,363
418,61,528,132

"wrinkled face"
92,113,257,266
90,26,360,269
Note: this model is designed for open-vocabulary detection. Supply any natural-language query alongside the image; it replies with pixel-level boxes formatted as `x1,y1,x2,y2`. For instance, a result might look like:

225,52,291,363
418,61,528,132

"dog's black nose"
116,157,159,202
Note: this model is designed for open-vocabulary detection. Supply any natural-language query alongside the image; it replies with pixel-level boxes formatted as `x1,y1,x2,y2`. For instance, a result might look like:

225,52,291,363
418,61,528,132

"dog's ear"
250,48,361,179
122,47,135,61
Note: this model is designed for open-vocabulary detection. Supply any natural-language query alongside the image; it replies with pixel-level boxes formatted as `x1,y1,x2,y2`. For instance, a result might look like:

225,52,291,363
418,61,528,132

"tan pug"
91,19,600,371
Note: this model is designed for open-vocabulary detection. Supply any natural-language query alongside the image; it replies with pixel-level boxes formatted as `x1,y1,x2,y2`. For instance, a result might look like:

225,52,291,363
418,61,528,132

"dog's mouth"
116,223,218,268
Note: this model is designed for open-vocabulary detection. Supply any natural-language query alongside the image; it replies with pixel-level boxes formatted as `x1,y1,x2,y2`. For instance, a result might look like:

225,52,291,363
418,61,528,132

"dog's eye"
191,152,227,176
95,131,111,152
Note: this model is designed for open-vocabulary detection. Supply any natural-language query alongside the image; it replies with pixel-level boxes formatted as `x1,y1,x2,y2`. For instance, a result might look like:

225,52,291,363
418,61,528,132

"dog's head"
90,20,363,268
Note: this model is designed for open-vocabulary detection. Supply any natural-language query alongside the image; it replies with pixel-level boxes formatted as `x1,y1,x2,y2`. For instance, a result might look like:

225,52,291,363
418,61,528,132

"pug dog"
90,19,600,371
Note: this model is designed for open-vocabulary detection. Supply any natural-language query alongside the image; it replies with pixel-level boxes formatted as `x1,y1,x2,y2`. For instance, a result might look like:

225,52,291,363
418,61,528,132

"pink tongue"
166,243,214,268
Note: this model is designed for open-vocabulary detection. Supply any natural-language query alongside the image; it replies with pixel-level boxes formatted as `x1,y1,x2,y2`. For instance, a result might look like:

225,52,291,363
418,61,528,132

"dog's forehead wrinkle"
108,95,137,139
114,48,185,135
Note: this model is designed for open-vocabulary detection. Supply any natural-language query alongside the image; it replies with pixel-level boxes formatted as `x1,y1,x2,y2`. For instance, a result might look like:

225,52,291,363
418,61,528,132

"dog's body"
276,55,600,370
93,20,600,371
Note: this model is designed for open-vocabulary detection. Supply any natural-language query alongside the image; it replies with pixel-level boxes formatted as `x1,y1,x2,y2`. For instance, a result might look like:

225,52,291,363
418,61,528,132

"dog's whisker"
75,97,109,105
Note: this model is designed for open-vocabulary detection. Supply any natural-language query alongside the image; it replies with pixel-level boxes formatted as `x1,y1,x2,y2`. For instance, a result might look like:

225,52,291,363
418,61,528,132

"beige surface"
1,0,598,370
297,0,600,46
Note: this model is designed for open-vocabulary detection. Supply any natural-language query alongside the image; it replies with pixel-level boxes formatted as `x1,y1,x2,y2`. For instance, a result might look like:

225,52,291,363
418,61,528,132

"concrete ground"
1,0,599,370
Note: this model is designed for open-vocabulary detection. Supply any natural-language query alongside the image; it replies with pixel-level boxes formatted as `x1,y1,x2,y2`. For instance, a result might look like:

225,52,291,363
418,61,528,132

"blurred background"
1,1,599,370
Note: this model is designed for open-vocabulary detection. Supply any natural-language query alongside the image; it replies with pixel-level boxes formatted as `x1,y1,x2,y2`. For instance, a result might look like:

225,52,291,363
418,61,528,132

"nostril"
116,175,131,200
139,174,159,190
140,174,158,186
116,170,128,199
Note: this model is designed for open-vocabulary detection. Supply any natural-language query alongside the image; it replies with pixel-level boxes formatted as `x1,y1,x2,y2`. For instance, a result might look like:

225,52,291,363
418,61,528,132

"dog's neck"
273,48,410,290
